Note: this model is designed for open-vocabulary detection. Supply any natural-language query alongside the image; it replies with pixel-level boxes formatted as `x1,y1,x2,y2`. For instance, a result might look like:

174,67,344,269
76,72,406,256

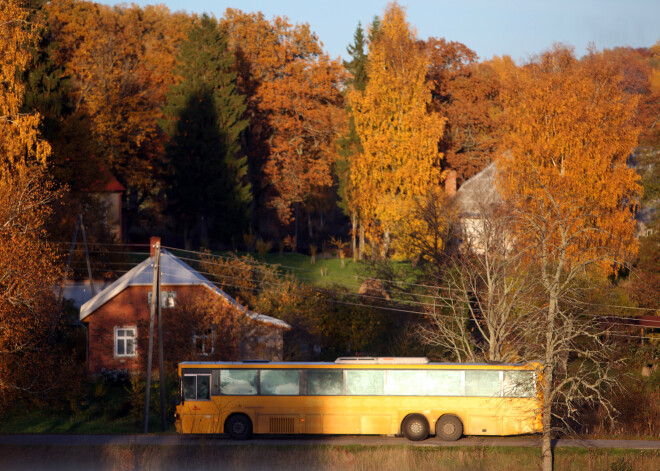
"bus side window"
197,375,211,400
220,369,258,395
183,375,197,401
261,369,300,395
307,369,343,395
346,370,384,395
183,374,211,400
503,371,535,397
465,370,501,397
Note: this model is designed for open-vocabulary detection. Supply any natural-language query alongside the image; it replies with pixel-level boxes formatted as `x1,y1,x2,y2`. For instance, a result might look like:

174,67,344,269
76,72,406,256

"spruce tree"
162,15,249,247
336,22,370,259
343,22,368,91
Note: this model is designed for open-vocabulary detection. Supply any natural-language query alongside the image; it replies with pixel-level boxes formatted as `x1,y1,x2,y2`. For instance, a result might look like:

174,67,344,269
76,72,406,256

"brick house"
79,243,290,373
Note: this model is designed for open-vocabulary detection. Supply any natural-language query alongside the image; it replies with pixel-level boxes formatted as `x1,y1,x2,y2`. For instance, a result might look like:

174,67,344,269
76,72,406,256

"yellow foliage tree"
348,3,446,257
0,0,50,177
1,1,67,407
497,45,641,267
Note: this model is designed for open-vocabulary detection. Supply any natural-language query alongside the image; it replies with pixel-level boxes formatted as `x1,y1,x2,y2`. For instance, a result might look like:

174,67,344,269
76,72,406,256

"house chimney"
445,170,457,197
150,236,161,257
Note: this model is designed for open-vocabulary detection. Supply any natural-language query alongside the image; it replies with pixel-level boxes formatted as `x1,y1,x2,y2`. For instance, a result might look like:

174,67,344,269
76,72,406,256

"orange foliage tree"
423,38,500,184
496,45,642,471
0,0,66,407
1,0,50,175
348,3,446,257
221,9,346,226
46,0,191,226
497,45,641,266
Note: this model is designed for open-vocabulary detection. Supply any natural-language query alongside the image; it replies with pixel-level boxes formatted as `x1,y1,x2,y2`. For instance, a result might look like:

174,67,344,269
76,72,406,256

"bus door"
180,372,215,433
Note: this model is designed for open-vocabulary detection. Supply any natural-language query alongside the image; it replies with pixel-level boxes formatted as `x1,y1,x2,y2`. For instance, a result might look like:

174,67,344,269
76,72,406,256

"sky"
98,0,660,62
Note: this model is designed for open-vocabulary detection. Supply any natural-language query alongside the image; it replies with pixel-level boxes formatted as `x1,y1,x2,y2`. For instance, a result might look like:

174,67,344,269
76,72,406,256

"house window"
147,291,177,308
115,326,137,357
193,328,215,356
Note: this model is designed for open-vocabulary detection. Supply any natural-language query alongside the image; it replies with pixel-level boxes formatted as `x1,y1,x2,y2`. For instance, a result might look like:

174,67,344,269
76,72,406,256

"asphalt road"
1,434,659,450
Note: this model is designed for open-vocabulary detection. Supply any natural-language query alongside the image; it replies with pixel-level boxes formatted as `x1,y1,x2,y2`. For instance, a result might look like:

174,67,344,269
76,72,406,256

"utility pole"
79,215,95,297
144,239,161,433
157,257,167,432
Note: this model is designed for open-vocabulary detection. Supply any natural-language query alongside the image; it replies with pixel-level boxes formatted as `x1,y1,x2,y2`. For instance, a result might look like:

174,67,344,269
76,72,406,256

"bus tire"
402,414,429,441
436,415,462,441
226,414,252,440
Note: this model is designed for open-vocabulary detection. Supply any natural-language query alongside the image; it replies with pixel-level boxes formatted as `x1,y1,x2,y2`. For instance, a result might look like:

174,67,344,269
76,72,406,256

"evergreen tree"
162,15,249,247
336,22,371,259
343,22,368,91
21,0,100,192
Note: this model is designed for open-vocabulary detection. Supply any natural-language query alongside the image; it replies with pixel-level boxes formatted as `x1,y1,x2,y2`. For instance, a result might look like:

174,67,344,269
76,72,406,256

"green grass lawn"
263,252,365,291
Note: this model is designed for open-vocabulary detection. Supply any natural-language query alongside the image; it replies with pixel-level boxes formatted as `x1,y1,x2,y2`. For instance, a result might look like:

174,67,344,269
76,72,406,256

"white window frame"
147,291,177,308
114,326,137,357
193,328,216,356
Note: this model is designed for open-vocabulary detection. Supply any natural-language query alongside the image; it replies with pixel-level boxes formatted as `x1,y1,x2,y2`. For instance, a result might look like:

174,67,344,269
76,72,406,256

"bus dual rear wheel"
436,415,463,441
402,414,429,441
226,414,252,440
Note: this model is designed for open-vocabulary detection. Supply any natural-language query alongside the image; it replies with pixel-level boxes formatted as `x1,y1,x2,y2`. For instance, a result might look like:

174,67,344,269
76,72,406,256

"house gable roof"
79,249,290,329
454,161,501,217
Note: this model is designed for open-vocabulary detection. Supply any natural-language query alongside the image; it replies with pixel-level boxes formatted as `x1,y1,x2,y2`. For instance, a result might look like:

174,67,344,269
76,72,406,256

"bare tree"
417,191,631,471
417,202,532,363
513,188,630,471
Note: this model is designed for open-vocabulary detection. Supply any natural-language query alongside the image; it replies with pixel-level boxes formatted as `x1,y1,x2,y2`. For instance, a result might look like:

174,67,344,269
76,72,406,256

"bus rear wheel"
436,415,462,441
226,414,252,440
402,414,429,441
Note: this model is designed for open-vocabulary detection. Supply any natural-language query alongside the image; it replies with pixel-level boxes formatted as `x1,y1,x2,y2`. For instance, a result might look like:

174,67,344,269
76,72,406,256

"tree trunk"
541,363,554,471
359,224,365,260
307,208,313,240
381,229,391,259
541,291,558,471
352,212,357,262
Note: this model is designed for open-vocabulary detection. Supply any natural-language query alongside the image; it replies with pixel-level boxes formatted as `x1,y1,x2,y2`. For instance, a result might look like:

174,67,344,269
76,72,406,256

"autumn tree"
46,0,191,238
0,0,67,408
497,45,642,471
349,2,446,257
221,9,346,244
423,38,500,184
161,15,249,248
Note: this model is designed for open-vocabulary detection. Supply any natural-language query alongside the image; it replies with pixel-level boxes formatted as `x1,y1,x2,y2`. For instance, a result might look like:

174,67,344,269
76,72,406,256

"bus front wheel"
402,414,429,441
226,414,252,440
436,415,462,441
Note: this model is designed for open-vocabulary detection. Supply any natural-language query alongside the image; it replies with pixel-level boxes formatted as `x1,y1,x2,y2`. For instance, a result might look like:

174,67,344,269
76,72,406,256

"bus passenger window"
197,375,211,400
260,369,300,395
220,369,258,395
465,370,500,397
183,375,197,400
346,370,384,395
183,374,211,400
503,371,535,397
307,370,343,395
385,370,426,395
426,370,462,396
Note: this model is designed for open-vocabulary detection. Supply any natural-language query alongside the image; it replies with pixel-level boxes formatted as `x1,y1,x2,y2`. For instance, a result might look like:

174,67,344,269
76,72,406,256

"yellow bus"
174,357,542,441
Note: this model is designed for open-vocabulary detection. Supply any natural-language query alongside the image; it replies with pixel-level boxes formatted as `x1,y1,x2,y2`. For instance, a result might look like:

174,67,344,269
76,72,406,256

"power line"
64,243,660,315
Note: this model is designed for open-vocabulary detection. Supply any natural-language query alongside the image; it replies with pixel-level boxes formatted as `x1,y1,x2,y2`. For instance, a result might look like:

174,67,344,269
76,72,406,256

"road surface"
1,434,659,449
